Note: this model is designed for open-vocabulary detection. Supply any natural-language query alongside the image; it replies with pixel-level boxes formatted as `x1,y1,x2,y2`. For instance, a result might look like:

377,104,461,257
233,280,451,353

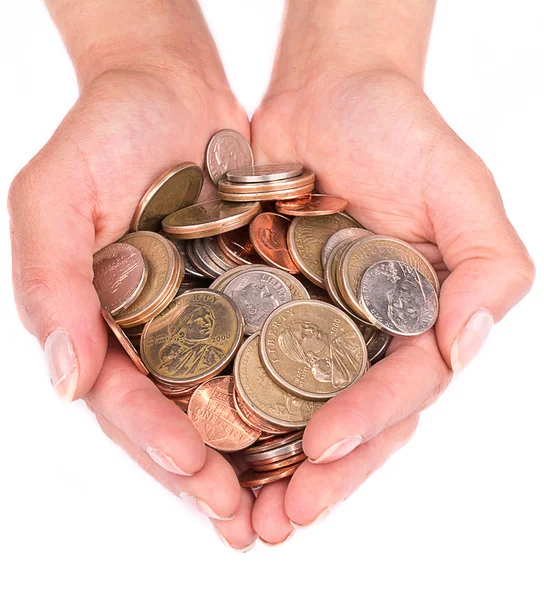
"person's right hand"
8,62,256,550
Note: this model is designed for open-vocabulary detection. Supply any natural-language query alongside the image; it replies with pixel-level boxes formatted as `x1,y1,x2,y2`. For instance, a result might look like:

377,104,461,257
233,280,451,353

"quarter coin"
205,129,254,186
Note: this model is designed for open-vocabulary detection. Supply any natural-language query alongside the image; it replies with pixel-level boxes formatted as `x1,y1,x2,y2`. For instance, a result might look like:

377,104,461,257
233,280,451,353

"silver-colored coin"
185,240,216,279
202,236,238,271
206,129,254,186
359,260,439,336
193,238,226,278
244,439,304,463
367,329,392,363
226,163,303,183
169,238,208,279
223,269,292,335
321,227,373,265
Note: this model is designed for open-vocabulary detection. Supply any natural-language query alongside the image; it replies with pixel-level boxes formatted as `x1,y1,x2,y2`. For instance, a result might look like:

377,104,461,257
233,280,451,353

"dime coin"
193,238,226,277
339,235,440,318
321,227,373,265
359,260,439,336
130,162,203,231
226,163,303,183
162,200,262,239
187,376,260,452
217,226,262,265
249,213,300,274
235,334,320,429
366,328,392,363
140,289,244,385
287,212,362,288
169,239,207,279
260,300,368,400
218,169,315,194
202,236,239,270
223,270,291,335
101,309,149,376
115,232,181,327
218,182,314,202
185,240,217,279
276,195,347,217
206,130,254,186
93,242,147,315
238,463,300,488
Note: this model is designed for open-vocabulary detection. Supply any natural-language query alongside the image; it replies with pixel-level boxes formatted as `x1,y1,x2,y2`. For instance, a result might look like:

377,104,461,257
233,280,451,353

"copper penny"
187,376,260,452
238,463,300,488
93,243,147,315
249,213,299,274
276,195,348,217
218,169,315,194
101,309,149,376
252,453,306,472
243,431,303,456
217,226,262,266
218,182,314,203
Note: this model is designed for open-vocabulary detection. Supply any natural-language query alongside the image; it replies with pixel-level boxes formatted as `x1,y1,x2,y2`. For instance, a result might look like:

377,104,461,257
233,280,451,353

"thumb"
427,144,535,372
9,155,107,402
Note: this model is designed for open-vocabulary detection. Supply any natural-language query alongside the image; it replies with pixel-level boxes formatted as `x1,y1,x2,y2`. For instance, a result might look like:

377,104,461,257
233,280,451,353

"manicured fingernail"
215,528,256,553
194,497,235,521
44,328,78,403
145,447,193,476
290,506,331,529
308,435,363,464
450,308,494,372
260,529,295,546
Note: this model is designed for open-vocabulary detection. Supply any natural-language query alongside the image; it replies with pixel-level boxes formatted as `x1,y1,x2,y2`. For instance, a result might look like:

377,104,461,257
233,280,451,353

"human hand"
249,7,534,543
9,3,257,551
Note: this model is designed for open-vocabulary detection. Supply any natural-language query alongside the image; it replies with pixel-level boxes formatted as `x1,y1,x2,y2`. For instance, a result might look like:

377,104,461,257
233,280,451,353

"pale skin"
8,0,535,549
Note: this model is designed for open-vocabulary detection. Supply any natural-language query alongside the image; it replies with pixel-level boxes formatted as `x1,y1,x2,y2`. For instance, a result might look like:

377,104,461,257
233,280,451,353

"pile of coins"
92,129,439,489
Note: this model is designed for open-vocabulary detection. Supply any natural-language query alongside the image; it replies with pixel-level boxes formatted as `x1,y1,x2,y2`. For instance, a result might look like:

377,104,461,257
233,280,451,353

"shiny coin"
115,232,182,327
217,226,262,266
238,463,300,488
218,182,314,202
93,242,147,315
206,130,254,186
223,270,291,335
233,388,291,435
359,260,439,336
366,328,392,363
276,195,348,217
243,431,303,455
244,438,303,463
185,240,217,279
287,212,362,288
321,227,373,265
162,200,262,239
101,309,149,376
339,235,440,318
187,376,260,452
251,452,306,472
226,163,303,183
130,163,203,231
260,300,368,401
193,238,227,277
218,169,315,194
140,289,244,385
250,213,300,274
169,239,208,279
203,236,239,270
235,334,320,429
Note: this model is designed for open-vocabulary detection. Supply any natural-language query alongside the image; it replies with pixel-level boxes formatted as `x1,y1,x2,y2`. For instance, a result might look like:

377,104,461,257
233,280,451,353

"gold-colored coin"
235,334,321,429
161,200,262,239
140,289,244,385
338,235,440,319
115,232,182,327
218,182,315,202
287,213,361,288
130,163,203,232
218,169,315,194
259,300,368,401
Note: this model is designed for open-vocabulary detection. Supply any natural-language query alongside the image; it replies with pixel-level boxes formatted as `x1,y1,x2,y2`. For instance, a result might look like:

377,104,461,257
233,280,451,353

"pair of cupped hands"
8,53,534,549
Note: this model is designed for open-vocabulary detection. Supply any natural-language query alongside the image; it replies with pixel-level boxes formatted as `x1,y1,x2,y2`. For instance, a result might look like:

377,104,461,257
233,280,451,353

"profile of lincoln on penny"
158,304,225,377
277,320,362,390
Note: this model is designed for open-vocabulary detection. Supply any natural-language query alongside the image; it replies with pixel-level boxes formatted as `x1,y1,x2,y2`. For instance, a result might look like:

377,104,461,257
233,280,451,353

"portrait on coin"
231,281,281,322
158,303,225,377
277,320,362,389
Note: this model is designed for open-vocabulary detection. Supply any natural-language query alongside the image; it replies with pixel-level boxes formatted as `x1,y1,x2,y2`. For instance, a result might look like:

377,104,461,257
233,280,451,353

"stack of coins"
92,129,440,490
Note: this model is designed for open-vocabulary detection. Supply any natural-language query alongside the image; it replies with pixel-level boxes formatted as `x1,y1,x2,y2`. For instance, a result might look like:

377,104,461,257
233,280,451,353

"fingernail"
308,435,363,465
193,497,235,521
290,506,331,529
450,308,494,372
44,328,79,403
260,529,295,546
145,447,193,476
215,528,256,553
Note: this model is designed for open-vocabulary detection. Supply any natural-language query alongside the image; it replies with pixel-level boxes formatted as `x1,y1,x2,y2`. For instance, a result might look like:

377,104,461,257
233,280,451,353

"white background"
1,1,543,599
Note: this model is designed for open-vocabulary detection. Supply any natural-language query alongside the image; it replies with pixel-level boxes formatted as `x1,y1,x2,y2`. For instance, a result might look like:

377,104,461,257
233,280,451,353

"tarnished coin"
202,236,239,270
359,260,439,336
115,232,182,327
233,388,291,435
235,334,321,429
238,463,300,488
250,213,300,274
169,239,207,279
244,438,303,463
226,163,303,183
218,182,315,203
187,376,260,452
140,289,244,385
101,309,149,376
276,195,347,217
206,130,254,186
287,212,362,288
217,226,262,266
185,239,218,279
251,453,306,472
321,227,373,265
366,328,392,363
260,300,368,400
130,163,203,231
339,235,440,318
162,200,262,239
223,270,291,335
218,169,315,194
243,431,303,455
93,242,147,315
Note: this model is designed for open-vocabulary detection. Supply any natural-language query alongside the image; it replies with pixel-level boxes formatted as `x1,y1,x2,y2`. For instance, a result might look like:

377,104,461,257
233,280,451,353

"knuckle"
15,265,59,337
8,162,40,220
